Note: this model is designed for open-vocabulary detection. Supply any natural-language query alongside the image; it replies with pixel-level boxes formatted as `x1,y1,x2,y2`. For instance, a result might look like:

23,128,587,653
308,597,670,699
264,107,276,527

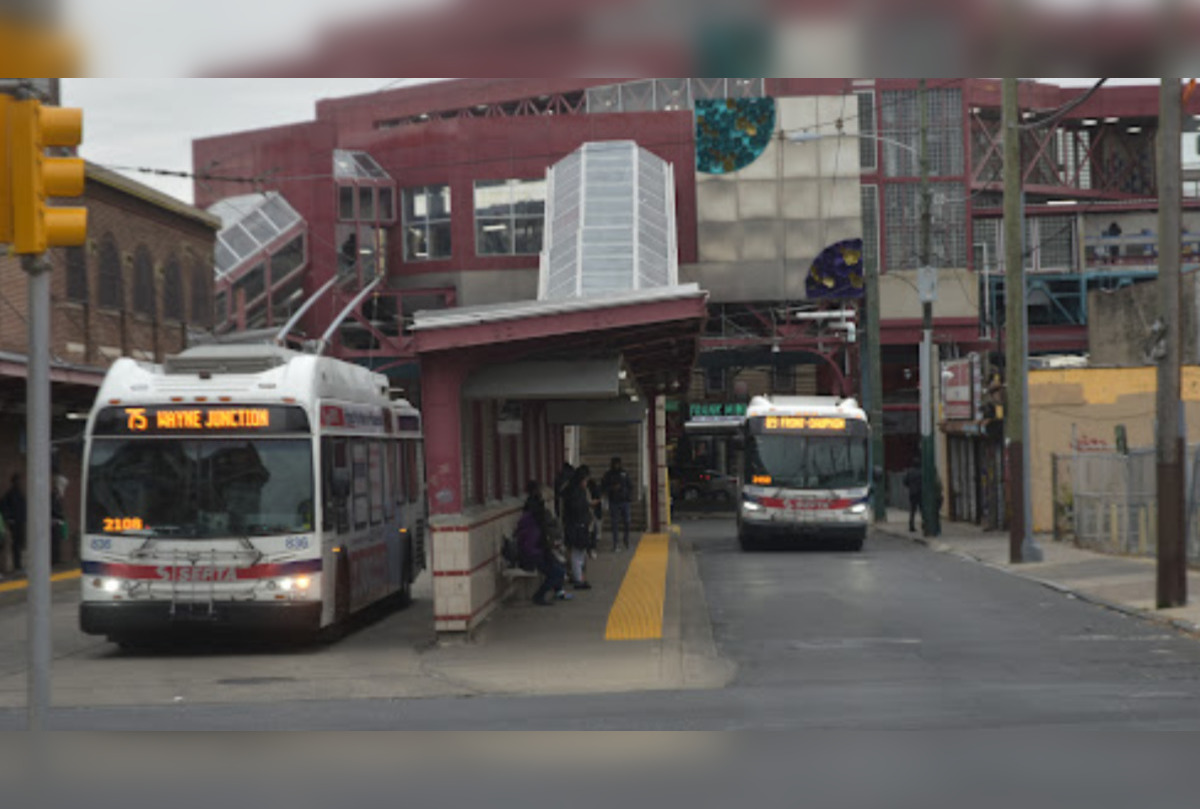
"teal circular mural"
695,97,776,175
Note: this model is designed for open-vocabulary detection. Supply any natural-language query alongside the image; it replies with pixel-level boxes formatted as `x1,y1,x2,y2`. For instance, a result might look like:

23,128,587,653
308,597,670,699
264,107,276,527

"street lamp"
785,128,938,534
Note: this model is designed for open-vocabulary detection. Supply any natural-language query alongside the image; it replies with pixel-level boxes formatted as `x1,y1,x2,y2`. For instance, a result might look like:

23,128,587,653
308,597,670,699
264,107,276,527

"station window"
359,187,375,221
233,263,267,306
403,185,452,261
379,188,395,222
339,187,356,221
475,179,546,256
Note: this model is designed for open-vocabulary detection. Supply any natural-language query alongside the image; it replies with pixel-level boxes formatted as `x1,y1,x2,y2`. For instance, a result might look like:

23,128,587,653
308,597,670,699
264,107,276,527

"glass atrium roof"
209,192,305,278
540,141,678,301
333,150,391,181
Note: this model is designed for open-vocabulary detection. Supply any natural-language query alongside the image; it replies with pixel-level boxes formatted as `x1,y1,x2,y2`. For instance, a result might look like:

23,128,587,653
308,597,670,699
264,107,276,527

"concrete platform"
0,531,733,710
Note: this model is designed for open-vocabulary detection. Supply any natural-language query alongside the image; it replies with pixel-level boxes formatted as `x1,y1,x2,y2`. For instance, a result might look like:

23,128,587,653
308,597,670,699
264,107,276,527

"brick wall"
0,175,218,367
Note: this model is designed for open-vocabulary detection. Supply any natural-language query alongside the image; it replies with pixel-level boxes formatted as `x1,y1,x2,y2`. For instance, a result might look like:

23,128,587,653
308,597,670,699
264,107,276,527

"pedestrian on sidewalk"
1,474,26,571
904,457,922,534
562,467,594,591
602,457,633,552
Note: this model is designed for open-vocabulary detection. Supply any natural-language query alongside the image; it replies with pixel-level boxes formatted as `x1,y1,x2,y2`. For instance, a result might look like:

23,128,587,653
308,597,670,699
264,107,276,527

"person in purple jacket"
517,484,570,606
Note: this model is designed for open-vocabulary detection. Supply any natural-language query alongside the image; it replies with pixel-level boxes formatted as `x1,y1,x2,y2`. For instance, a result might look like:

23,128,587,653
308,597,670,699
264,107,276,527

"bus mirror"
874,466,885,485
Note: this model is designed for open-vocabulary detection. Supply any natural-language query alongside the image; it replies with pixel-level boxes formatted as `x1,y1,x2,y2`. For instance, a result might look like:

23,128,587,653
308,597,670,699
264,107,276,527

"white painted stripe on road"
790,638,923,651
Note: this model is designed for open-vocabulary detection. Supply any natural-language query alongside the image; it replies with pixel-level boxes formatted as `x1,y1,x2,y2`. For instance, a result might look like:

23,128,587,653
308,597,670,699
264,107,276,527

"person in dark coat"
515,487,570,606
1,474,26,571
561,467,593,590
554,462,574,520
904,457,923,534
601,457,634,552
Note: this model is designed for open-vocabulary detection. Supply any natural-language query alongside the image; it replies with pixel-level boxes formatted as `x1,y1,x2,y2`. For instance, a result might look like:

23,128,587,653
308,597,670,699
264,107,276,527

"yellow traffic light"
10,99,87,254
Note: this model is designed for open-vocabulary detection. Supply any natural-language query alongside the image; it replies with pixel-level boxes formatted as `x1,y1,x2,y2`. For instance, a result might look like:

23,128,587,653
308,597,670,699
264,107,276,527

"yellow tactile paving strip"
606,534,670,641
0,569,80,595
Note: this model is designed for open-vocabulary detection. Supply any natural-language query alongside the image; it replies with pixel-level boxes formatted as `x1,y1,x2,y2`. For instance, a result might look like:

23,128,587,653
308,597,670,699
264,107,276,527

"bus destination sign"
763,417,847,432
93,405,310,437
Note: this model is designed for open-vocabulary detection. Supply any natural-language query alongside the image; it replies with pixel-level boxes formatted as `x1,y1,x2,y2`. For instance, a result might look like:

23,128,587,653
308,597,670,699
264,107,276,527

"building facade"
0,165,220,568
193,77,1197,514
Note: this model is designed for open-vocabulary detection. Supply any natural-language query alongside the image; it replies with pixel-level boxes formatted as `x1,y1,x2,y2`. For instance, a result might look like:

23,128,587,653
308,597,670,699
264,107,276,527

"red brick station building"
195,78,1188,631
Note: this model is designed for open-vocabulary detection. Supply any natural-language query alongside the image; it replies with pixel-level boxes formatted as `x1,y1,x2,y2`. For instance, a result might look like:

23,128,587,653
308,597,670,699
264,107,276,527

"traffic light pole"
24,253,52,732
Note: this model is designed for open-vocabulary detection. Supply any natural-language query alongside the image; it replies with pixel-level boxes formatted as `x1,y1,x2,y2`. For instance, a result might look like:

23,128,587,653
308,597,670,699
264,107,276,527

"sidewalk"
874,511,1200,635
0,566,81,606
422,530,734,697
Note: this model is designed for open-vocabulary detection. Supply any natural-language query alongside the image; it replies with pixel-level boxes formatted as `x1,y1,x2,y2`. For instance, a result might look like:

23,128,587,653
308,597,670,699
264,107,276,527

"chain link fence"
1066,446,1200,562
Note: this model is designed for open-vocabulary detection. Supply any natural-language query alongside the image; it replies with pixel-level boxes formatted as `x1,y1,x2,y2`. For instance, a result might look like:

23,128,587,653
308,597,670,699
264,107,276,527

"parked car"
671,467,738,505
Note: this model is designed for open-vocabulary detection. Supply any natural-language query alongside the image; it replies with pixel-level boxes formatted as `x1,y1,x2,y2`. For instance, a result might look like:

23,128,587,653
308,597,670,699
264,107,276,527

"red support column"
420,355,470,517
473,402,485,504
490,401,503,502
648,397,661,534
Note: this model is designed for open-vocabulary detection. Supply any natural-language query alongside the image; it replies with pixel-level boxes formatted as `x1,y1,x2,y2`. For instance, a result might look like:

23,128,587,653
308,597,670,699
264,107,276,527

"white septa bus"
739,396,871,552
80,345,425,644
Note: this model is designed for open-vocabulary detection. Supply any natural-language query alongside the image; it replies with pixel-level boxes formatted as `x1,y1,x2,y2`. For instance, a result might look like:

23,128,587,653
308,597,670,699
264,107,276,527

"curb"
0,569,80,608
876,525,1200,639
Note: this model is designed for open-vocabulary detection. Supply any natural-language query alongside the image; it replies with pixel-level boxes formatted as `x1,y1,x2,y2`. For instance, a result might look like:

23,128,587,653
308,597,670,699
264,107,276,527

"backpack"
501,535,521,568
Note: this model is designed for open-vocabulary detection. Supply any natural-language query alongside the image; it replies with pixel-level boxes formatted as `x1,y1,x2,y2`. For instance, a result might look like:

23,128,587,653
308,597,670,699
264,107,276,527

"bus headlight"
743,500,765,514
849,504,869,516
279,578,295,592
295,576,312,591
102,579,121,594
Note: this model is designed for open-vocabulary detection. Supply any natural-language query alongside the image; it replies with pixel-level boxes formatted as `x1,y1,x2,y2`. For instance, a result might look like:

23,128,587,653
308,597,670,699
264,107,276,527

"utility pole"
1003,78,1042,564
866,204,885,523
1157,77,1187,610
918,79,940,538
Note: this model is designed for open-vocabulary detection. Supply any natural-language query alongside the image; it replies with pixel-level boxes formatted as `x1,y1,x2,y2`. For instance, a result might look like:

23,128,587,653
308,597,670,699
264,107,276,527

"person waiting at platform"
602,457,634,552
516,485,571,607
562,467,594,591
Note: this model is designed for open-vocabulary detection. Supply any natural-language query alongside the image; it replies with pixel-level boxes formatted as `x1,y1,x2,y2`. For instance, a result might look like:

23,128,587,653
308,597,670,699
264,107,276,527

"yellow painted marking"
0,569,81,595
606,534,669,642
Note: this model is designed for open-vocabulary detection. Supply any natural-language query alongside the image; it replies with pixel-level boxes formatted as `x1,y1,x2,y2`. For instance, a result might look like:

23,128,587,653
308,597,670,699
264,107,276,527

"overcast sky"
61,78,1176,208
62,79,432,204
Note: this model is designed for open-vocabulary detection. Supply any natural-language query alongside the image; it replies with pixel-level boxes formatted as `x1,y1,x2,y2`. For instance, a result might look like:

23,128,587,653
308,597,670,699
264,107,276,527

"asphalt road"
5,521,1200,729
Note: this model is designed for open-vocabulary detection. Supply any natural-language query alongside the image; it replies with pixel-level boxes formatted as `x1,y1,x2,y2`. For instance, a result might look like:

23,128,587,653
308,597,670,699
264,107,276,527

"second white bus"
739,396,871,552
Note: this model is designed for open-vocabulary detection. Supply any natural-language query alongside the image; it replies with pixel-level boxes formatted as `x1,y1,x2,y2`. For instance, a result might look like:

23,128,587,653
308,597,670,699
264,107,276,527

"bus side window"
383,440,396,523
323,438,352,535
404,441,418,504
352,440,370,531
394,440,407,510
368,440,385,527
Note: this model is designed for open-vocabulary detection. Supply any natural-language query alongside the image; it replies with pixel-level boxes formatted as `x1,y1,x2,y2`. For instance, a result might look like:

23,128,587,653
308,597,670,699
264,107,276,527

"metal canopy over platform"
412,284,707,397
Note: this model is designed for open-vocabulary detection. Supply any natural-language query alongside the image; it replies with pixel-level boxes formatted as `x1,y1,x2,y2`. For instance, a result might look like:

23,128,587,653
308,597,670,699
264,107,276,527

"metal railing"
1066,445,1200,562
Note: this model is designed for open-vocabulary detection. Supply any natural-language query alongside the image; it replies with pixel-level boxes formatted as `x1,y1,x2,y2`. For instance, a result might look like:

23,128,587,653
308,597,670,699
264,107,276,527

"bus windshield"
747,433,869,491
86,439,314,539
